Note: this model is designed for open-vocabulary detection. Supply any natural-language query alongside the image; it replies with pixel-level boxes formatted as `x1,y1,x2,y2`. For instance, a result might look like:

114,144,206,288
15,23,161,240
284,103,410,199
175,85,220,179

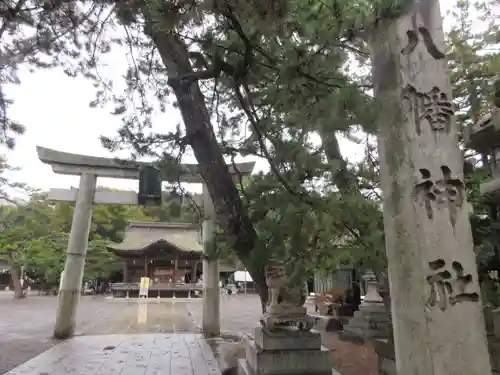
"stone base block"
493,309,500,338
489,338,500,373
253,326,321,351
238,359,337,375
341,305,391,342
353,305,389,321
242,336,332,375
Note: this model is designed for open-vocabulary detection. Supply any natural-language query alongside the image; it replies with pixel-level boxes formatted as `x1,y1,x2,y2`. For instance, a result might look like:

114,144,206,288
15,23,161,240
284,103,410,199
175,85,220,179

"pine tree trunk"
148,28,269,306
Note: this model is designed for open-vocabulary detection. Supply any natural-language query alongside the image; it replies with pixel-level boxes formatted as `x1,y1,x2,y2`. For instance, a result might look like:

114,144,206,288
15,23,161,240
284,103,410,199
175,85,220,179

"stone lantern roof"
464,79,500,202
464,108,500,153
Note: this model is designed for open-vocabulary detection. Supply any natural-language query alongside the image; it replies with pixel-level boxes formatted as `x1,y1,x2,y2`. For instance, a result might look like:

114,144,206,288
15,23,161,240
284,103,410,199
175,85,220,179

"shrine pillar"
202,184,220,337
123,261,129,282
369,1,491,374
173,258,178,282
144,256,148,278
191,261,198,284
54,173,96,339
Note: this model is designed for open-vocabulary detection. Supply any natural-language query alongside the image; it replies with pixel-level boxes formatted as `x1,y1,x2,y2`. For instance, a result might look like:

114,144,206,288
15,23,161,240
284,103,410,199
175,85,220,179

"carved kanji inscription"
426,259,479,311
414,166,465,226
403,85,454,134
401,27,445,59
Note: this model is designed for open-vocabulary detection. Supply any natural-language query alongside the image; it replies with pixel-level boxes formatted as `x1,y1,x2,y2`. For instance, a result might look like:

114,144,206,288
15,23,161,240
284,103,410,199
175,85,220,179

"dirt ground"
322,332,378,375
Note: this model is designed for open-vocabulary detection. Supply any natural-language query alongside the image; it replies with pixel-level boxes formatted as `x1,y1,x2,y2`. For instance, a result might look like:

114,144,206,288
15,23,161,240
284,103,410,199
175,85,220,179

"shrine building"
108,221,203,298
107,221,239,298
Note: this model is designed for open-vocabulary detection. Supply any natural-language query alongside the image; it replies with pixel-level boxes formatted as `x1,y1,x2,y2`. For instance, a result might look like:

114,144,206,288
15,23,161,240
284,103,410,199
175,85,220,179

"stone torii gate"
36,146,255,339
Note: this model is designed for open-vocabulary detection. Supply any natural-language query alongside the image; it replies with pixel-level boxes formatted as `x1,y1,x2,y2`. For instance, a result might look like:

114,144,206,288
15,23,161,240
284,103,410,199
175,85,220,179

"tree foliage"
446,0,500,305
0,187,195,292
3,0,500,305
0,0,440,301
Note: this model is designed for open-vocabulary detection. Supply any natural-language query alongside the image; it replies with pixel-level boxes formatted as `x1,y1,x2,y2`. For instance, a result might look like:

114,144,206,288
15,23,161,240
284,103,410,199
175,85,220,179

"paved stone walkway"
2,294,341,375
4,334,221,375
0,296,198,374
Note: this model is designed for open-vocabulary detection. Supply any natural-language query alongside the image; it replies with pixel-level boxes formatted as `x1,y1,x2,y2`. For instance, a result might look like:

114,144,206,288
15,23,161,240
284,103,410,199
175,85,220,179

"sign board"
139,277,150,298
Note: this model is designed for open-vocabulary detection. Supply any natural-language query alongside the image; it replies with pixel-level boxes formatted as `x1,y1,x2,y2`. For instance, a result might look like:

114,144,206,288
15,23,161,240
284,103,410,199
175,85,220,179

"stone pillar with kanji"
369,0,492,374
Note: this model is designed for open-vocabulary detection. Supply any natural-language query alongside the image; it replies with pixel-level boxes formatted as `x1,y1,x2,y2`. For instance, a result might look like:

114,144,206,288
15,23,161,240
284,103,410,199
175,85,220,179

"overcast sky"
3,1,459,197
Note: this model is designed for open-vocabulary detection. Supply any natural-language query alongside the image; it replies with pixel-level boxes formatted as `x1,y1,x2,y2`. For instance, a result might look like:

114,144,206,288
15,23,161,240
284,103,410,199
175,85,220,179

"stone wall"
374,307,500,374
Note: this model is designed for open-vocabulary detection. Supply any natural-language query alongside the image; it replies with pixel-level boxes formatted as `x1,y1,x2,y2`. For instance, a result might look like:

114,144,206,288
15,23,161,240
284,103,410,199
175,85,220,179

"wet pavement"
186,293,262,335
0,293,345,375
4,334,221,375
85,299,198,335
0,296,200,374
0,294,262,374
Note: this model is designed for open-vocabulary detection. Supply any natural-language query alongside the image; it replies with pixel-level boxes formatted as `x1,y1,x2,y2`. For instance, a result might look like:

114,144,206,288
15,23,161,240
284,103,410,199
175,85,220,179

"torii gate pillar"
202,183,219,337
55,173,96,338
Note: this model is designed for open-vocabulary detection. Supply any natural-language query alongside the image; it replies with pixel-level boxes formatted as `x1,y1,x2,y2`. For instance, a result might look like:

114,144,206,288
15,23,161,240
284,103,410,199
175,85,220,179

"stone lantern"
362,270,384,303
342,270,391,342
464,79,500,202
464,80,500,374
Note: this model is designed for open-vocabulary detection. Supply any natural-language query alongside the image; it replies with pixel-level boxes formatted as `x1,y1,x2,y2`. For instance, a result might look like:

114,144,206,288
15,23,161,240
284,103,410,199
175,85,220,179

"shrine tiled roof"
107,221,203,254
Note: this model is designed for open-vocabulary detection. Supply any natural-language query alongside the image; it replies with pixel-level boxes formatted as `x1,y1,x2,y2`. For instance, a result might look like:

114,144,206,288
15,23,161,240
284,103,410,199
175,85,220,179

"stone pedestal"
341,271,390,342
341,303,391,343
237,326,333,375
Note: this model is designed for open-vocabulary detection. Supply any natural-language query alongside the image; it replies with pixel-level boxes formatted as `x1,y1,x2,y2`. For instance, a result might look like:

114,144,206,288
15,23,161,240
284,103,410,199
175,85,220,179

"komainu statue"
260,259,313,332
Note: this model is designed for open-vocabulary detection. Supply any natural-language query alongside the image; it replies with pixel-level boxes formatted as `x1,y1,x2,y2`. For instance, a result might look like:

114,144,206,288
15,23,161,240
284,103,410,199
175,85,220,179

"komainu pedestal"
237,261,333,375
237,327,332,375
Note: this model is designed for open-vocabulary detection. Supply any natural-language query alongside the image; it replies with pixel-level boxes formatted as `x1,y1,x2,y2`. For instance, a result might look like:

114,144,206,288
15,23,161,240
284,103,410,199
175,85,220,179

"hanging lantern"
138,165,162,206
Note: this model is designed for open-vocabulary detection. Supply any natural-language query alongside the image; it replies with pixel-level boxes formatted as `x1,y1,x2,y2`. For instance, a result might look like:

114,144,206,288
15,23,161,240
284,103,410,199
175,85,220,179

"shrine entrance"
108,221,204,298
36,146,254,339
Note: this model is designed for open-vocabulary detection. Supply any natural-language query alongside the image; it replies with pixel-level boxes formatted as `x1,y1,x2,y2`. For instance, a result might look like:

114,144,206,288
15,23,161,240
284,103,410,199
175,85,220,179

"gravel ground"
323,332,378,375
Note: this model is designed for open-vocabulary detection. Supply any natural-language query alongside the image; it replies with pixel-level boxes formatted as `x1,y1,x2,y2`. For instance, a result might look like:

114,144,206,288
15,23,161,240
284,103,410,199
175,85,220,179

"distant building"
107,221,241,298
